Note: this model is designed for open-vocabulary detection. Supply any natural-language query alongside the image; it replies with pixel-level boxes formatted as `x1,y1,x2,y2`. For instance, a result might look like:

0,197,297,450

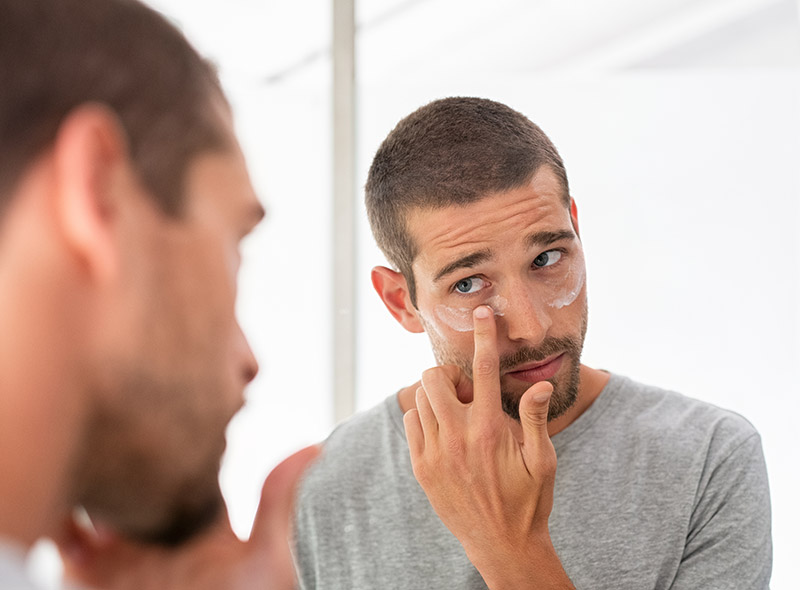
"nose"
499,280,552,346
234,322,259,385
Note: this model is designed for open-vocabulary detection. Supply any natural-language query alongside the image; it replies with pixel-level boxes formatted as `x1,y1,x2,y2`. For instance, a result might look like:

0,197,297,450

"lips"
505,353,565,383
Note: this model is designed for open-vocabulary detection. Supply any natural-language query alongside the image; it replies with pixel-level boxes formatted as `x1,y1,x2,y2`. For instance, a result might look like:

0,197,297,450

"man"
0,1,316,588
294,97,772,589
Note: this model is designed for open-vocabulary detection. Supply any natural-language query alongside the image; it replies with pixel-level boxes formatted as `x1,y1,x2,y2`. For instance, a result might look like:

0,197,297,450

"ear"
52,104,132,283
569,197,580,237
371,266,424,334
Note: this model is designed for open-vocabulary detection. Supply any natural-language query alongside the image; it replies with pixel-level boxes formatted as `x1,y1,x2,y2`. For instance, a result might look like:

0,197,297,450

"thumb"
249,444,321,548
519,382,558,523
519,381,553,442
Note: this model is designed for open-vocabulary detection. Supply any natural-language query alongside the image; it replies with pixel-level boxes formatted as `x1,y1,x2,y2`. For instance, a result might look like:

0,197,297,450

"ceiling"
145,0,799,86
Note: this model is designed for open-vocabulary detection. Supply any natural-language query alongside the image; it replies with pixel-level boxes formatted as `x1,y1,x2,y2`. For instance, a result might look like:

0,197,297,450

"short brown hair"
365,97,570,306
0,0,226,216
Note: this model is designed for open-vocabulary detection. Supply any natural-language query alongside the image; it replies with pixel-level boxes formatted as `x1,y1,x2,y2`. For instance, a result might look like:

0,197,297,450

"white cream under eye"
417,244,587,336
548,261,585,309
432,295,508,333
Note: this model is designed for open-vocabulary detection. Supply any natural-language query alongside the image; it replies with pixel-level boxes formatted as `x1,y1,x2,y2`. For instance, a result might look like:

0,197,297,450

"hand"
57,445,320,590
403,306,573,589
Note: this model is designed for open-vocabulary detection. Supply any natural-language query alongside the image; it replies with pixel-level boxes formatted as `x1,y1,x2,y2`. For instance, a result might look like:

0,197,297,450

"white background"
30,1,800,588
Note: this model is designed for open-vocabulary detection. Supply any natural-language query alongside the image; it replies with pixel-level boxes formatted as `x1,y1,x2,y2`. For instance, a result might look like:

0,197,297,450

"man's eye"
453,277,486,294
533,250,562,268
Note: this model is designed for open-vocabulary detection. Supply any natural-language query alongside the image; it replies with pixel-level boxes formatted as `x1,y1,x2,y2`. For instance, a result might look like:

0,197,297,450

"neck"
0,296,87,546
546,364,609,436
0,185,88,546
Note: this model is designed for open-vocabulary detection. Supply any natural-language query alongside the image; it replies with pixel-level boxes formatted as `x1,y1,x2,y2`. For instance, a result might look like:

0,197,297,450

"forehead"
182,133,262,228
177,97,263,225
407,167,571,275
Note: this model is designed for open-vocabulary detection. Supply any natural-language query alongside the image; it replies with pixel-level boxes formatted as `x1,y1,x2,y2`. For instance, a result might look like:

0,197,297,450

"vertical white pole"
332,0,356,423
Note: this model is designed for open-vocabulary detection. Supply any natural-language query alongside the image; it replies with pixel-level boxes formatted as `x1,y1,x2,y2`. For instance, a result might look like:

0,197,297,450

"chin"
501,361,581,422
122,458,225,547
93,438,228,547
135,486,224,546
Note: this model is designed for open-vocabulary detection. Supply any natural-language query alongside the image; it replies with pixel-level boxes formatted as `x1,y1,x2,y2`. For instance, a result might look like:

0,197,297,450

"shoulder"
609,374,760,454
565,373,765,484
296,395,406,505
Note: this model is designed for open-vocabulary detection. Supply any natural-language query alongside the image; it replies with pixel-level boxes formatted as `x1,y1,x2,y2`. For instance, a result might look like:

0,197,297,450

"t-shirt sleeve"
669,431,772,590
292,521,313,589
292,473,322,590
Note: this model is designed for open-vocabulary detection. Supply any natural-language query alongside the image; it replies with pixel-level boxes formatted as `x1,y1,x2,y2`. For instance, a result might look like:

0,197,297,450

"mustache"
499,335,582,372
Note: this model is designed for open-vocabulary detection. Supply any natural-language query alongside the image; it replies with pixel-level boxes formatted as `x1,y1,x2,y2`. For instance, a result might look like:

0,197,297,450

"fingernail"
533,391,551,404
473,306,491,319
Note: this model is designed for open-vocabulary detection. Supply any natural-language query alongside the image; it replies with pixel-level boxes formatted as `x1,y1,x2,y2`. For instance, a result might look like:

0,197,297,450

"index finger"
471,305,502,416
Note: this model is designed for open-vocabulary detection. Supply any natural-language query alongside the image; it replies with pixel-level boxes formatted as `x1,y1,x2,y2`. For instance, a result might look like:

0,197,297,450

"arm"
403,306,574,589
57,446,319,590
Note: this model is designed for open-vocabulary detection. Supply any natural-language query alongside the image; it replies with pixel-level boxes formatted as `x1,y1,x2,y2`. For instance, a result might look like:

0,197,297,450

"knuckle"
472,425,497,447
411,458,431,484
420,367,438,383
528,412,548,428
542,454,557,475
445,365,462,381
412,465,429,486
473,359,496,377
445,434,466,456
536,447,558,476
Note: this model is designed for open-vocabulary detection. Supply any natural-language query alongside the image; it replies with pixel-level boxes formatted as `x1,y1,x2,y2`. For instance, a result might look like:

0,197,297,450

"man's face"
78,113,264,545
408,166,588,421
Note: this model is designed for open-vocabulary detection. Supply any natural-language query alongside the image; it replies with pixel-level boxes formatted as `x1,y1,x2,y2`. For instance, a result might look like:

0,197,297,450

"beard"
73,367,229,547
498,335,583,421
424,301,588,422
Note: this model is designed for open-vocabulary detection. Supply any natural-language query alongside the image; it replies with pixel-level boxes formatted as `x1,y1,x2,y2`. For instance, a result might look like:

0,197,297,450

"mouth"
504,353,565,383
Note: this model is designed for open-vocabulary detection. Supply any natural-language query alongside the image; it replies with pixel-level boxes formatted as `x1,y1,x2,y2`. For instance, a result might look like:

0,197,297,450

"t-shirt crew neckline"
386,371,624,451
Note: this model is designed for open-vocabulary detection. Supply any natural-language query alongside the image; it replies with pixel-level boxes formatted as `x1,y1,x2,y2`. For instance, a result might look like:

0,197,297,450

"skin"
371,166,610,588
0,100,317,588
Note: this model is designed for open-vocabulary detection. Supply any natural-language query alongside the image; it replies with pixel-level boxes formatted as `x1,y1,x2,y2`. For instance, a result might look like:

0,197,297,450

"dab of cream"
548,263,585,309
433,295,508,333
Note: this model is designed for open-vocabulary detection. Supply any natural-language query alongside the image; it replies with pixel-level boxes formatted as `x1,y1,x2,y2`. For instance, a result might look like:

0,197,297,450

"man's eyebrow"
433,250,493,283
526,229,576,248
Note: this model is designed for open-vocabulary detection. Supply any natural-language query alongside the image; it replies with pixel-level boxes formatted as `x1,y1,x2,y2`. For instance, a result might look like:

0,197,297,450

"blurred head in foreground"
0,0,263,547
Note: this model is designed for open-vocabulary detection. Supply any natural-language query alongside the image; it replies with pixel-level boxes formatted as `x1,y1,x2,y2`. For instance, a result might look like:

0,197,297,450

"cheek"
433,305,472,333
425,327,474,369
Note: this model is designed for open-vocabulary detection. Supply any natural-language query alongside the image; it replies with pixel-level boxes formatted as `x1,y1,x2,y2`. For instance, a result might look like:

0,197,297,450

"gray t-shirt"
294,374,772,589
